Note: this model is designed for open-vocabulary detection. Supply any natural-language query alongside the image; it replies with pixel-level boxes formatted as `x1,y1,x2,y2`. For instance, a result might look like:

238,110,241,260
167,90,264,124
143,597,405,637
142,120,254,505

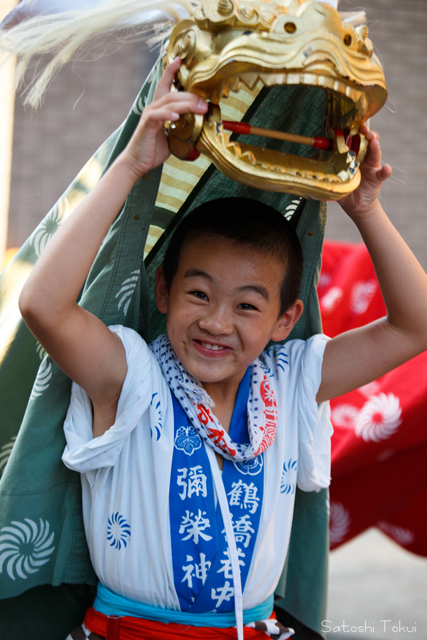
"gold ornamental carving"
166,0,387,200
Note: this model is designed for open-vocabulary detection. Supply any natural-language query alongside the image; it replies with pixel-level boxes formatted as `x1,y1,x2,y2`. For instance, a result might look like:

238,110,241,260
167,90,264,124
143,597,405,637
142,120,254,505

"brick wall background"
6,1,427,270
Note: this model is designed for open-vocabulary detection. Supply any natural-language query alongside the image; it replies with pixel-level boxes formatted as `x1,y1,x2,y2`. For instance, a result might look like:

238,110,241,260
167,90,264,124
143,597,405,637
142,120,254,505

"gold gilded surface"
166,0,387,200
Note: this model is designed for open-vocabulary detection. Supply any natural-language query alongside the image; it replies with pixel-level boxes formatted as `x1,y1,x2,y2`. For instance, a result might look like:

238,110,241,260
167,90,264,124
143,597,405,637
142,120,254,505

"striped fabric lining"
143,81,264,259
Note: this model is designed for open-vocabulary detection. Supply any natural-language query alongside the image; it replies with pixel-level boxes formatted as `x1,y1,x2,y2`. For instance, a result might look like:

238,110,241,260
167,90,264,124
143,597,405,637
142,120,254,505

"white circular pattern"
0,518,55,580
284,198,302,220
358,380,380,399
331,404,359,429
350,280,377,315
36,342,48,361
30,358,52,400
132,95,147,115
329,502,351,546
377,448,396,462
377,521,415,546
116,270,140,316
354,393,402,443
31,200,69,258
320,286,343,313
0,437,16,477
318,272,332,290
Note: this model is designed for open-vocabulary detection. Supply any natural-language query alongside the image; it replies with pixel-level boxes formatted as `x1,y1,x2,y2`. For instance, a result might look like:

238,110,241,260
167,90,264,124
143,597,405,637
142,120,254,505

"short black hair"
162,197,303,316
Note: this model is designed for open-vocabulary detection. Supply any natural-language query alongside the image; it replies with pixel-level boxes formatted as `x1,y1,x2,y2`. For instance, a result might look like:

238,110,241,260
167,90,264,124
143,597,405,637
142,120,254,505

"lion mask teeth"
166,0,387,200
221,71,364,103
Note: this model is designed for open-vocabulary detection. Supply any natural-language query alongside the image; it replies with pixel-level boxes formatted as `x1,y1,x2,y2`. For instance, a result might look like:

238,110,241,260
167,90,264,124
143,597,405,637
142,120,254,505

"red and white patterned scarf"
151,334,278,462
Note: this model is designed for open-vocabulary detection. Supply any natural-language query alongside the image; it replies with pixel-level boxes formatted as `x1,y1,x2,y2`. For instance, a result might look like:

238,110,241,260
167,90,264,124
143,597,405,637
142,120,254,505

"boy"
19,58,427,639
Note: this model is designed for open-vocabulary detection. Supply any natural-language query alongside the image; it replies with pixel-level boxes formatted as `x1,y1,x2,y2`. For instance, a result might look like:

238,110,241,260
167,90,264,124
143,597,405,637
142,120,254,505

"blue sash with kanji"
169,368,265,613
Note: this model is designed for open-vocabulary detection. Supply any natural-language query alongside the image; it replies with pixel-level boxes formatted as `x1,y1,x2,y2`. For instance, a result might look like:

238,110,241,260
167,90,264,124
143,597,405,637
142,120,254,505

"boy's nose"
198,307,233,335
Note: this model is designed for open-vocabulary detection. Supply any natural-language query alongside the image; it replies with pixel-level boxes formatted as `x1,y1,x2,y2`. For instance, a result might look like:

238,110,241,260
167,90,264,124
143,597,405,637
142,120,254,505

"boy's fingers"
168,97,208,117
144,101,207,126
146,93,208,120
364,129,379,144
154,57,182,100
377,163,392,182
364,135,387,173
153,60,208,111
158,91,207,109
363,137,381,168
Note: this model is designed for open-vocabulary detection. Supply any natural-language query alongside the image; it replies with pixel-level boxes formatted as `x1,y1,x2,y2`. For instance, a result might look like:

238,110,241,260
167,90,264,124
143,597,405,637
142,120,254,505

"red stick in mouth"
222,120,332,151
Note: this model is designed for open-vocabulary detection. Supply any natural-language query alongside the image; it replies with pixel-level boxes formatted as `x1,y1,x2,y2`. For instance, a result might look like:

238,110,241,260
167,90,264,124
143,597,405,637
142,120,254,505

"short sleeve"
62,325,154,474
294,334,333,492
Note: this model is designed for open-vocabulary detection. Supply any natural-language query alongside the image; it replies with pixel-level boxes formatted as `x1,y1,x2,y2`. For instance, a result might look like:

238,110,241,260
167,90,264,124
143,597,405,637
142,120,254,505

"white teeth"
239,72,259,90
300,72,318,86
285,73,301,85
259,72,285,87
225,71,362,104
201,342,224,350
230,77,242,92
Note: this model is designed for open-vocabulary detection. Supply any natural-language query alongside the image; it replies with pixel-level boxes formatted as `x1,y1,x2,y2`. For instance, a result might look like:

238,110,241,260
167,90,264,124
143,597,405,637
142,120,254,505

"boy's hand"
318,123,427,404
121,57,208,182
338,125,392,220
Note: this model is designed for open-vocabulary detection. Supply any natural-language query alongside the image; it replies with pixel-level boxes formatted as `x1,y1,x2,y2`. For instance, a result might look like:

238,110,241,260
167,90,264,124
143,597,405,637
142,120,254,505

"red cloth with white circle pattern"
320,241,427,557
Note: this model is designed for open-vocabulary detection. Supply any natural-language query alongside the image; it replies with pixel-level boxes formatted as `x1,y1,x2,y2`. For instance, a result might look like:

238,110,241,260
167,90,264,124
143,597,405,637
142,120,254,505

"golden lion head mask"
166,0,387,200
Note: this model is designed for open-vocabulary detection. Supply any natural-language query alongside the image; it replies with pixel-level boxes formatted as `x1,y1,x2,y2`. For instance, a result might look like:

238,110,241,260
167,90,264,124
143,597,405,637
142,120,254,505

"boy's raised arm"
19,59,207,435
317,127,427,403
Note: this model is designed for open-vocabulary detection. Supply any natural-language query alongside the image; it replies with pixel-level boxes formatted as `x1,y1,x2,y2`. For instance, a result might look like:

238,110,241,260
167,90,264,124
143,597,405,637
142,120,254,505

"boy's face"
155,236,303,397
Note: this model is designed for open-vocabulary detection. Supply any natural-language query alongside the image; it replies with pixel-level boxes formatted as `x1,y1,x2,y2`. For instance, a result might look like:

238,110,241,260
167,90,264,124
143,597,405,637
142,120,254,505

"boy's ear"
270,300,304,342
154,266,168,314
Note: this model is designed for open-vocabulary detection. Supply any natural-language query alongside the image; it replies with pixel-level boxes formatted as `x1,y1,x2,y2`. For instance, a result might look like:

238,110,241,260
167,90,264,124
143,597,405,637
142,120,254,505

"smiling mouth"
166,0,387,200
194,339,231,354
200,341,226,351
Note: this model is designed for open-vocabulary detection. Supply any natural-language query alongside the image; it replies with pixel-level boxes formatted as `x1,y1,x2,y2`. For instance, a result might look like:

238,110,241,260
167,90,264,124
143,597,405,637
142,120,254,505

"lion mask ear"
166,0,386,201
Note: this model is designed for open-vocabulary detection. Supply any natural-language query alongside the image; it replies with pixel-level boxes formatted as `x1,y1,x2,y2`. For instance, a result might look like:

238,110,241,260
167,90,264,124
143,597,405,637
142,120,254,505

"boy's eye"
189,290,208,301
238,303,258,311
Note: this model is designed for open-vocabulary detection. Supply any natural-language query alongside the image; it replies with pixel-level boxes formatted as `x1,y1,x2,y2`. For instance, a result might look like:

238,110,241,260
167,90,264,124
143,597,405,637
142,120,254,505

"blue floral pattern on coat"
280,459,297,494
107,512,131,550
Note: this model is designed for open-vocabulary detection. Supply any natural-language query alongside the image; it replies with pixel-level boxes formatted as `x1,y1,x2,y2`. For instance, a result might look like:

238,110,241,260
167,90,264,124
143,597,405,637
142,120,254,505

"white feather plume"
0,0,195,107
340,11,367,26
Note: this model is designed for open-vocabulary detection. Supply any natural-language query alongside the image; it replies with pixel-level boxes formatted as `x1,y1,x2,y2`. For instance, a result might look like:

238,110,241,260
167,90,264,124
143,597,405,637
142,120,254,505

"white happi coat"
62,325,332,611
